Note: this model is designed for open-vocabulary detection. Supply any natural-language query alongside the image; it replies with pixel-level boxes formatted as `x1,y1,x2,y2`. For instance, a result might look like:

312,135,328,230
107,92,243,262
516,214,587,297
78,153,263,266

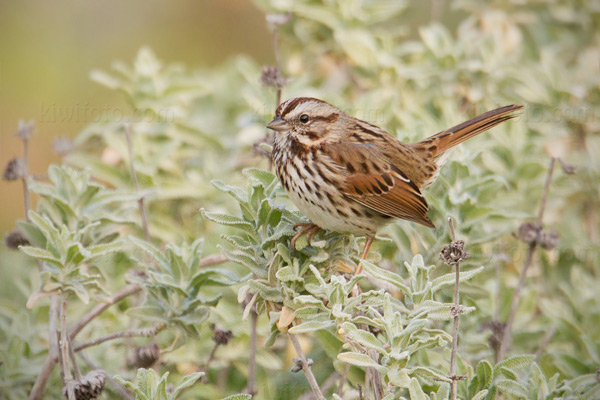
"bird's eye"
300,114,309,123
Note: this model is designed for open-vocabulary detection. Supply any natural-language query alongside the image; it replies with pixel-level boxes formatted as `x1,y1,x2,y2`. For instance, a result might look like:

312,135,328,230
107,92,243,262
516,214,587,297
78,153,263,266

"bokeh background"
0,0,272,232
2,0,600,398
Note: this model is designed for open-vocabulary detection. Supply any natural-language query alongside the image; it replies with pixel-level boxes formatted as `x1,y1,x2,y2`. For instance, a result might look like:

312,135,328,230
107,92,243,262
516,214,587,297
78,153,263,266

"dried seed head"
481,320,506,355
3,158,26,181
440,240,469,265
53,137,74,157
517,222,559,249
132,342,160,368
4,229,29,249
260,66,288,89
518,222,542,244
211,324,233,346
63,369,105,400
17,120,35,140
538,230,559,250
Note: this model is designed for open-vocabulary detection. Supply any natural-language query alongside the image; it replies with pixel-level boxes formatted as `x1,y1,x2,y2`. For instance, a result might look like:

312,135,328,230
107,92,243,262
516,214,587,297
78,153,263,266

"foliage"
1,0,599,399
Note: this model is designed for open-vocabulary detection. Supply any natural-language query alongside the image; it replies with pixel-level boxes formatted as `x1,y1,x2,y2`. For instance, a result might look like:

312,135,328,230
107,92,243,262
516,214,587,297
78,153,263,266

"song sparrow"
268,97,522,272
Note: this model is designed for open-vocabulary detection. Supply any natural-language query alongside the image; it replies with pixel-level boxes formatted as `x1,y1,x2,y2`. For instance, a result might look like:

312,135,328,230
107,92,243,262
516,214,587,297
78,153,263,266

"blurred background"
0,0,272,232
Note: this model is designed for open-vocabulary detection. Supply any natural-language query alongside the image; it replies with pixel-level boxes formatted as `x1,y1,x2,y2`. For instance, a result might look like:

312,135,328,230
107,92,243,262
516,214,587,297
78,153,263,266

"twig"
272,23,283,107
537,158,556,224
68,342,83,381
245,310,258,394
74,324,166,353
535,327,556,362
368,349,383,400
77,352,134,400
199,254,228,268
289,333,326,400
29,284,141,400
69,283,141,339
498,157,556,361
124,123,151,242
20,135,31,221
337,363,350,397
448,218,461,400
59,297,75,400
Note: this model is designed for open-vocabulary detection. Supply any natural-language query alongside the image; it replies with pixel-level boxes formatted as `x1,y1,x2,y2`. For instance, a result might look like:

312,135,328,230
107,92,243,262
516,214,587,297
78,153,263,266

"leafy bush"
1,1,599,399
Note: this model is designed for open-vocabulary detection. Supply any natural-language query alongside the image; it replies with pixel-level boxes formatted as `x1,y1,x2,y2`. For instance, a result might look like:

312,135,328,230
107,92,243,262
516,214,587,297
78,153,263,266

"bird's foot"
291,223,321,249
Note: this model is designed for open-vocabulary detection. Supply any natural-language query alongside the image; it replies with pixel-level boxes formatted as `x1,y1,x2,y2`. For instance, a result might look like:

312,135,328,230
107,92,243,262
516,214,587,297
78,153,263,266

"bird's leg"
291,223,321,249
355,236,374,275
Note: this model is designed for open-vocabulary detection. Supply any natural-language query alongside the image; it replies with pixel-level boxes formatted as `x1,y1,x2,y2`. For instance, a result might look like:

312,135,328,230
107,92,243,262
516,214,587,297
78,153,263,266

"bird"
267,97,523,273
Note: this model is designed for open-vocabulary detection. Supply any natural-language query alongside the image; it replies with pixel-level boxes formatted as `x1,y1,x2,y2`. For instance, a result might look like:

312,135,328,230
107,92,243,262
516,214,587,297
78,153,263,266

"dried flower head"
62,370,105,400
4,229,29,249
132,342,160,368
517,222,559,249
53,137,74,157
3,158,26,181
16,120,35,140
440,240,470,265
481,320,506,355
261,66,288,89
210,324,233,346
518,222,542,244
538,230,559,250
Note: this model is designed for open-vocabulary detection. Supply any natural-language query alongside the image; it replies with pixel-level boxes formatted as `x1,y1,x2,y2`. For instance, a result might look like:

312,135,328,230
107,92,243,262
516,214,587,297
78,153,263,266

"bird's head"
267,97,344,145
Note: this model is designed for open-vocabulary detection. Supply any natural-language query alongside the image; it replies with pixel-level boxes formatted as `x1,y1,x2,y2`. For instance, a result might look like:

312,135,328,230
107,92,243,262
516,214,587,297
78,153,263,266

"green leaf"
493,355,535,380
130,235,171,273
201,210,257,237
337,352,388,372
432,266,484,293
361,260,411,296
408,377,429,400
20,245,63,265
341,322,386,354
170,372,204,399
494,378,528,398
219,395,253,400
248,280,283,302
471,389,488,400
211,179,248,204
288,320,335,334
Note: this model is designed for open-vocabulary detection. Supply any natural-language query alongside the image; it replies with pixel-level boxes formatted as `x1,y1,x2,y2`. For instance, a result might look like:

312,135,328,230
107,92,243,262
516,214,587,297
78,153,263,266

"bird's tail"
414,104,523,157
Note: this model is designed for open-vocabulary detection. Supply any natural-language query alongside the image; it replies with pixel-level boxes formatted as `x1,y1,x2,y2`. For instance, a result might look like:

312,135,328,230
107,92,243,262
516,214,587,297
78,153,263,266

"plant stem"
337,363,350,397
245,310,258,394
59,297,75,400
74,324,166,352
448,218,461,400
199,254,228,268
272,26,282,107
124,123,151,242
289,333,326,400
498,157,556,361
21,136,31,221
29,284,141,400
69,283,141,339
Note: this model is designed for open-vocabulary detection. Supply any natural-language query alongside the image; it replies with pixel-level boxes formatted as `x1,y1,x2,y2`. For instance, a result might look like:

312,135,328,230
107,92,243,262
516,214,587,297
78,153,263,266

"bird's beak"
267,116,290,132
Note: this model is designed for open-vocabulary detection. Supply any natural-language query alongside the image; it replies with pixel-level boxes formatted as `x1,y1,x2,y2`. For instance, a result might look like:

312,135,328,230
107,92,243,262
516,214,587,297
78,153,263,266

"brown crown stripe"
279,97,326,117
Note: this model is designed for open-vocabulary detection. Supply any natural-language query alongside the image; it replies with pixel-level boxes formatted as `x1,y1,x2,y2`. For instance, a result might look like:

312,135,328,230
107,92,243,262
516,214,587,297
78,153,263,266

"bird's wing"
325,141,435,228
